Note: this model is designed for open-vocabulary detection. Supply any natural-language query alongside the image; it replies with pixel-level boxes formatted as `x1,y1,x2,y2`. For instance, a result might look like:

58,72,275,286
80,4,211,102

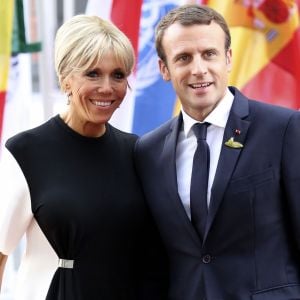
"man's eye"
205,51,216,58
178,55,189,61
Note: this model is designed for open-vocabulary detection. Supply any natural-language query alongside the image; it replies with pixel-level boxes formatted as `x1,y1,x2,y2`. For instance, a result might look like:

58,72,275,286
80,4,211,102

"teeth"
191,82,211,88
92,100,112,107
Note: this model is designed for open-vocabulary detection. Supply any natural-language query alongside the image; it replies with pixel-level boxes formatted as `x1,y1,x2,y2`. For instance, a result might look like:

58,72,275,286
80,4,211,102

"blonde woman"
0,15,168,300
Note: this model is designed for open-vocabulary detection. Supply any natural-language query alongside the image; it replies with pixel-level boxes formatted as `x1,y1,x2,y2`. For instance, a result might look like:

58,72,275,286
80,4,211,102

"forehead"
89,51,125,70
162,22,226,54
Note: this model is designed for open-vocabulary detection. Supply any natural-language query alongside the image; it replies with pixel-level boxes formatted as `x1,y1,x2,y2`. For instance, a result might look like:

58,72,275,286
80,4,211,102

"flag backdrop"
87,0,300,135
1,1,300,140
0,0,41,148
88,0,300,134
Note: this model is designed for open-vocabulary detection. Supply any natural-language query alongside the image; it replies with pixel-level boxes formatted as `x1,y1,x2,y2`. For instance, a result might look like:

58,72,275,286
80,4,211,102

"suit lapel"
161,117,180,202
161,115,202,246
204,88,251,242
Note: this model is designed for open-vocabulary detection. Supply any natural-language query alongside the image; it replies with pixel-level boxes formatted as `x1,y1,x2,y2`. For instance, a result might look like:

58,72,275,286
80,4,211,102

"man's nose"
191,56,207,76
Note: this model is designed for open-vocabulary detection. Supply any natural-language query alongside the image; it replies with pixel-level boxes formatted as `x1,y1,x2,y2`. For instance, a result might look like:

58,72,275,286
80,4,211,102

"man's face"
159,22,232,121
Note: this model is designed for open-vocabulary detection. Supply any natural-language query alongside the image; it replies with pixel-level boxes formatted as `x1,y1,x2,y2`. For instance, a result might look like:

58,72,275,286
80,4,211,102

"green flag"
11,0,41,53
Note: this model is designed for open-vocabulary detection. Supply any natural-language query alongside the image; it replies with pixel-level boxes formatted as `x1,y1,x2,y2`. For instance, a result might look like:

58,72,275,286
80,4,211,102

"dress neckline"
53,114,110,143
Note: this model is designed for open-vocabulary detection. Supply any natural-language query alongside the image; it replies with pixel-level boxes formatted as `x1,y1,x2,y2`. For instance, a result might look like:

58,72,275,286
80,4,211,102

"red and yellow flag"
174,0,300,115
0,1,14,140
208,0,300,109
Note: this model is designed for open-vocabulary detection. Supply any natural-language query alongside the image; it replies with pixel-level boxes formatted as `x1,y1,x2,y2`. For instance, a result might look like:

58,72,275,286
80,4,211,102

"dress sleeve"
0,147,33,255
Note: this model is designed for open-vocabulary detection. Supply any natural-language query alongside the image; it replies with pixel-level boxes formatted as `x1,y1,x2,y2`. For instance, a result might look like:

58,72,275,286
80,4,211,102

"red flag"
111,0,142,60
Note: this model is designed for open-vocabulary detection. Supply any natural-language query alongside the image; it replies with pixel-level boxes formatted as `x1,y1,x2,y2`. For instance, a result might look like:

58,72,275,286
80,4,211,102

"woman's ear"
64,83,70,92
63,80,71,94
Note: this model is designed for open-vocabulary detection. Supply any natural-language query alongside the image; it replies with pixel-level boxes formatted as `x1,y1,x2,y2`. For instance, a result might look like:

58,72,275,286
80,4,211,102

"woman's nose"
96,77,113,93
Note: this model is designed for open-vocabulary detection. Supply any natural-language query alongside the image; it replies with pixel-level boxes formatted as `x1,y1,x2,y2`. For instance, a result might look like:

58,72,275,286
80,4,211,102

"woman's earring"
67,92,72,105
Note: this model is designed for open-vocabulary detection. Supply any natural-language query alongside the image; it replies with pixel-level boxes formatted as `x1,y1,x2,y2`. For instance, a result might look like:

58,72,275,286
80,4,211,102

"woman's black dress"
5,115,168,299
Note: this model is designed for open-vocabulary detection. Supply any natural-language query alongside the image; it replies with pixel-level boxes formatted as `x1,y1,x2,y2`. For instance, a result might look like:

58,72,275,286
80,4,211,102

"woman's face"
65,52,128,137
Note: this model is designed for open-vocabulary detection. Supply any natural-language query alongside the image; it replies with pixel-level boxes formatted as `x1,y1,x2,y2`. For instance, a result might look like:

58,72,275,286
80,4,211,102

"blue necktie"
190,122,210,239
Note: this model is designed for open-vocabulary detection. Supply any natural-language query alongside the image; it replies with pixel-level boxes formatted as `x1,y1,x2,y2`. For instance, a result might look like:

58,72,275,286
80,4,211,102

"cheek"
213,64,230,79
72,82,90,98
75,89,88,105
116,85,127,100
167,67,183,84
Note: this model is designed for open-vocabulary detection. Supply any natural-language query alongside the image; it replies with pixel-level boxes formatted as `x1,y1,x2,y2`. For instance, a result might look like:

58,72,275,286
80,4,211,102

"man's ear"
226,48,232,73
158,59,171,81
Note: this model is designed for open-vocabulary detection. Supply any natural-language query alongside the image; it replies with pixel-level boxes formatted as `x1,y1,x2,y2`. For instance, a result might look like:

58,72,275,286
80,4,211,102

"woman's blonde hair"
54,15,135,90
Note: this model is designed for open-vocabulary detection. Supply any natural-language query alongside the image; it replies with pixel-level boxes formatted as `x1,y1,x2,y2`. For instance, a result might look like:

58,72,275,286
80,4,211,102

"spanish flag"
0,1,14,141
207,0,300,109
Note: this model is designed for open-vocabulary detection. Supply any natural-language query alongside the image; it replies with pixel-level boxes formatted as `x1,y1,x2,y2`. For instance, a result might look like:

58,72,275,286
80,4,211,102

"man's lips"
188,82,212,89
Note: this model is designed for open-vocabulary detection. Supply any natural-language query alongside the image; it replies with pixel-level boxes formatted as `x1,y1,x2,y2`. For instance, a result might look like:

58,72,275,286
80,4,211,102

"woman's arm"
0,252,8,291
0,147,31,293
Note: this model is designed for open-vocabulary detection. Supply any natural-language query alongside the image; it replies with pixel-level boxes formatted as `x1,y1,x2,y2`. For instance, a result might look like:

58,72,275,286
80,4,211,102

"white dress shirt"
176,88,234,219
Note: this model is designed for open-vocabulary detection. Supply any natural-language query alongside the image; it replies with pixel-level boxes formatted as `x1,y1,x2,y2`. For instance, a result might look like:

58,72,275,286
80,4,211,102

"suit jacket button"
202,254,211,264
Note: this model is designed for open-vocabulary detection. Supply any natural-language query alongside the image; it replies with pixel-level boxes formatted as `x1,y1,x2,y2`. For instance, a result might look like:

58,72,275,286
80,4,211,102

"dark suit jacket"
134,87,300,300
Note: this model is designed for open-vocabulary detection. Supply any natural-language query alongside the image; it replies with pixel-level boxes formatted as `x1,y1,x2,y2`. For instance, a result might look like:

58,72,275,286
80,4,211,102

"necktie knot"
192,122,209,141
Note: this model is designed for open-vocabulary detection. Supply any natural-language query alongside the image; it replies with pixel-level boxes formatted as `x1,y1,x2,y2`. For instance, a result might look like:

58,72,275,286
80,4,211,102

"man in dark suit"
134,4,300,300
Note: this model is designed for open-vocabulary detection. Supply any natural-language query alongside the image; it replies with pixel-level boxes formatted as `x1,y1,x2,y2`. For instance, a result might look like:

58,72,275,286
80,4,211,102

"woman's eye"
113,71,125,80
86,70,99,78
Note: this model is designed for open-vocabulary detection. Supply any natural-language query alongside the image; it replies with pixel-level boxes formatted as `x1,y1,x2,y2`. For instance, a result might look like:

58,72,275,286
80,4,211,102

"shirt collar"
182,88,234,137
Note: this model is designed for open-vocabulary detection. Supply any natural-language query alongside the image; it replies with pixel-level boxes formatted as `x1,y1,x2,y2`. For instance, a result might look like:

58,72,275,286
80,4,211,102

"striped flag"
0,0,41,150
87,0,300,135
0,1,14,142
